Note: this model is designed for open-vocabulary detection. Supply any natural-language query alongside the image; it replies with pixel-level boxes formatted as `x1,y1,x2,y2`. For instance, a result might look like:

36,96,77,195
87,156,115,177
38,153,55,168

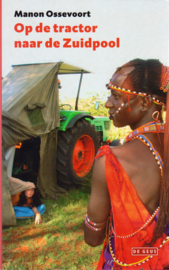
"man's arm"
84,155,111,247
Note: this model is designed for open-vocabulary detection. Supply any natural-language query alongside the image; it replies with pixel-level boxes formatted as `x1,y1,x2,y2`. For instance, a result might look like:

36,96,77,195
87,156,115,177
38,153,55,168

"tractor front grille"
95,126,103,131
104,121,111,130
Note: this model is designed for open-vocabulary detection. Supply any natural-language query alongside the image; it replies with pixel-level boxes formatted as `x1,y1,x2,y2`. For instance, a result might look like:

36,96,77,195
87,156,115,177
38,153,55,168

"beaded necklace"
125,121,165,143
110,206,160,239
110,134,163,239
107,124,165,267
132,135,163,175
108,234,169,267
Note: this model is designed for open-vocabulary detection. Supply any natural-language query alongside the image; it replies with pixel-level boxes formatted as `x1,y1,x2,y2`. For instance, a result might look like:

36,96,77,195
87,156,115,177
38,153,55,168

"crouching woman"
9,177,46,225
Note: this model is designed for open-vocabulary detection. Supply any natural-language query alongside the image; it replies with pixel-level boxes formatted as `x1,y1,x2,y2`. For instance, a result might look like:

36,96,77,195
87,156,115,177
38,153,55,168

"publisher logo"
131,247,158,256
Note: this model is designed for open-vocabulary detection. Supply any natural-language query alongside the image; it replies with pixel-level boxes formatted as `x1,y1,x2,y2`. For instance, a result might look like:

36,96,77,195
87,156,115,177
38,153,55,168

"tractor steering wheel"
59,104,72,111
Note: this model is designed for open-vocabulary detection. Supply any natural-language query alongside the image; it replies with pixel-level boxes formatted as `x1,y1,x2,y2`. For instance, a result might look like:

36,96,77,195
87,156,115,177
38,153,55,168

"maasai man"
84,59,169,270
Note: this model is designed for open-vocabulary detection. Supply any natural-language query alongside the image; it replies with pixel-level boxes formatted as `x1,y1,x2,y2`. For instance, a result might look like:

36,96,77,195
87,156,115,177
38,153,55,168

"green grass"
2,126,132,270
2,185,102,270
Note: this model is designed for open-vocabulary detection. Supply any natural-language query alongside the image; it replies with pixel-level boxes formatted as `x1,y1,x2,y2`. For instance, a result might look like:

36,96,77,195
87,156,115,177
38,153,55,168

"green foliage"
108,125,131,141
60,92,109,116
78,92,108,116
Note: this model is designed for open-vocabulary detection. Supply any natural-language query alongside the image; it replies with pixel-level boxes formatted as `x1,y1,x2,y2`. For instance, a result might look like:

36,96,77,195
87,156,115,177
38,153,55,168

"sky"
2,0,169,102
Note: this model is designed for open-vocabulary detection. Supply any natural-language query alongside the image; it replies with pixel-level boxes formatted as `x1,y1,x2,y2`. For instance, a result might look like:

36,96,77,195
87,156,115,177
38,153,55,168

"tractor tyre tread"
56,119,100,188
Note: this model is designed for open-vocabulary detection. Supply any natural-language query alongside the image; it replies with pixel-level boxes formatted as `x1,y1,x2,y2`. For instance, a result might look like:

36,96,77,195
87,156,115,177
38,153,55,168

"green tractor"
8,62,111,188
56,67,111,187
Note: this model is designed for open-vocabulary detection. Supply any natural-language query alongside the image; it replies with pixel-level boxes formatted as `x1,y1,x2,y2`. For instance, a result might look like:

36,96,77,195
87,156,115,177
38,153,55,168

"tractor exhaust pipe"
75,70,83,110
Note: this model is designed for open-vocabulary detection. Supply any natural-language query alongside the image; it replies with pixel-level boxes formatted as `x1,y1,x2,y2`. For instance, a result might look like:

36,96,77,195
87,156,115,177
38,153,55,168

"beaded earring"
152,110,164,147
152,111,160,122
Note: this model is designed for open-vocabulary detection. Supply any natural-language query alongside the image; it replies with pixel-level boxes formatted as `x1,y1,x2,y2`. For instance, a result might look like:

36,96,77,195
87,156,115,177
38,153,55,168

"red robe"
96,145,169,270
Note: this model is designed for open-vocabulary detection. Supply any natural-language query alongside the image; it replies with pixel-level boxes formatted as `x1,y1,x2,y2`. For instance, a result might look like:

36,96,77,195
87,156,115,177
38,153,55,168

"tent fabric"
2,61,87,226
2,142,16,226
2,112,39,227
2,63,60,135
2,111,65,201
5,146,16,177
2,111,39,192
8,177,36,196
24,103,46,111
2,111,38,149
37,129,66,199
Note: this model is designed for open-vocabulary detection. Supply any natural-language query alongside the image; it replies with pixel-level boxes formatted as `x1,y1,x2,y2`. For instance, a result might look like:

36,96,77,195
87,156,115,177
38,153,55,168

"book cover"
1,0,169,269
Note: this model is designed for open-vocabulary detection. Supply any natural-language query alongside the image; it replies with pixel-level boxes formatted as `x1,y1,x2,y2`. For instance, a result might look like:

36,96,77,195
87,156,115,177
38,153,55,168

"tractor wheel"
56,119,100,187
